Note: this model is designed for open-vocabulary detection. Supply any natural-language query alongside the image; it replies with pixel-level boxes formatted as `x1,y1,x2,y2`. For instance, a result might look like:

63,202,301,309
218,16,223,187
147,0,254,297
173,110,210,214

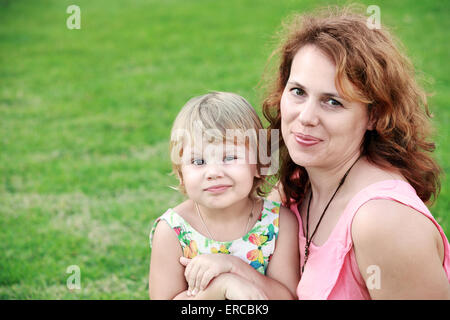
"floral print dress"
150,199,280,275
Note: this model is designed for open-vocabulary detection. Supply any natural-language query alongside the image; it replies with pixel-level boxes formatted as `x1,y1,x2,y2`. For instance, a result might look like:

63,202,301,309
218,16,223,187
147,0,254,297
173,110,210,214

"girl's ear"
177,173,187,194
177,172,184,185
173,170,183,186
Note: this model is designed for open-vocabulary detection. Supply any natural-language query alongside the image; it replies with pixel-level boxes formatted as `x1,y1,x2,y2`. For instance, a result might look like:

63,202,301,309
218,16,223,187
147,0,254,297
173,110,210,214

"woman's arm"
265,206,300,297
174,273,267,300
352,199,450,299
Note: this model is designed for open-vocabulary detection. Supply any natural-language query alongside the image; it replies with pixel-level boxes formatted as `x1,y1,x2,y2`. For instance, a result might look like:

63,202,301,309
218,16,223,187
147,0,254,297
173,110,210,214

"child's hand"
180,254,237,296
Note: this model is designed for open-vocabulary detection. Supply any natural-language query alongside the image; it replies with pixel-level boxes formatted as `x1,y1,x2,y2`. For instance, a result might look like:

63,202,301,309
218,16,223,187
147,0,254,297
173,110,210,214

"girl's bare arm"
149,221,187,300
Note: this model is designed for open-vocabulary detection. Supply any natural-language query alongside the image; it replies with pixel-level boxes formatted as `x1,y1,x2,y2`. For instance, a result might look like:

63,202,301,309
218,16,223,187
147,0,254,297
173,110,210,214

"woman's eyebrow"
322,92,343,99
287,80,342,98
286,80,306,90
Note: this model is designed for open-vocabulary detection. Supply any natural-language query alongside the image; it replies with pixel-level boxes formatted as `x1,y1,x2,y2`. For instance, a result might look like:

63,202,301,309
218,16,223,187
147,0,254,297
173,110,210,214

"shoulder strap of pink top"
295,179,450,299
339,179,450,279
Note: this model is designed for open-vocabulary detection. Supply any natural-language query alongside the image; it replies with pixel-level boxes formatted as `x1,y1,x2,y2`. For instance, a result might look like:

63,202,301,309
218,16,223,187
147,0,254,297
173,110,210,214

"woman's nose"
298,98,319,127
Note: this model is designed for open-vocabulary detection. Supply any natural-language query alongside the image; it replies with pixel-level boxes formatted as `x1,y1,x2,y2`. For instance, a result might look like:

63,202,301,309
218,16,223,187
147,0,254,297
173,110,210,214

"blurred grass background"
0,0,448,299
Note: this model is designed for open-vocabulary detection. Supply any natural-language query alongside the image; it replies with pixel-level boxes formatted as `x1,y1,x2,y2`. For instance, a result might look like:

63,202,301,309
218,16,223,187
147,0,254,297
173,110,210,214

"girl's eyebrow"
287,80,342,99
190,153,204,159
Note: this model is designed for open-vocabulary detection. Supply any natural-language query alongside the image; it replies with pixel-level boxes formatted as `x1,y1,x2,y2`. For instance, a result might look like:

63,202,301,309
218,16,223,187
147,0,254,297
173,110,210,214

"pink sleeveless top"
289,180,450,300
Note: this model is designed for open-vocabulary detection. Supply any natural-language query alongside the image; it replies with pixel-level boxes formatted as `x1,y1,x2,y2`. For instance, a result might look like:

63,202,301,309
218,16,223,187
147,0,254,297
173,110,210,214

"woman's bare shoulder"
351,158,406,187
352,199,443,257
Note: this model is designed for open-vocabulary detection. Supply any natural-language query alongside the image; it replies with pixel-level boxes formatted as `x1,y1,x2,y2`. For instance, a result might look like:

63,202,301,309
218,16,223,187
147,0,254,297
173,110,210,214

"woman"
264,7,450,299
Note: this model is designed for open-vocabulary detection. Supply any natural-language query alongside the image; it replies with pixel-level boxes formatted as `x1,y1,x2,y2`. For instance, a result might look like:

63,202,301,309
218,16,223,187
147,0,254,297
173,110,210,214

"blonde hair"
170,91,268,197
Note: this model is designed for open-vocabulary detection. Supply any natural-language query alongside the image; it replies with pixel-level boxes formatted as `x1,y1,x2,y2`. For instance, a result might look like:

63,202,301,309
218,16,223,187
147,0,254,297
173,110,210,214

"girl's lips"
204,185,231,193
293,132,322,146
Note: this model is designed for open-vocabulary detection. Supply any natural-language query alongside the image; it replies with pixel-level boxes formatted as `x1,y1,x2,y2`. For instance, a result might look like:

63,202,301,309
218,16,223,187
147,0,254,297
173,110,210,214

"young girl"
149,91,300,300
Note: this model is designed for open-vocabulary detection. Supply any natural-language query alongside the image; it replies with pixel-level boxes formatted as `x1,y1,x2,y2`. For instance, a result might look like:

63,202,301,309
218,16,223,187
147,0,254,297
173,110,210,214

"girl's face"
180,141,259,209
280,45,372,169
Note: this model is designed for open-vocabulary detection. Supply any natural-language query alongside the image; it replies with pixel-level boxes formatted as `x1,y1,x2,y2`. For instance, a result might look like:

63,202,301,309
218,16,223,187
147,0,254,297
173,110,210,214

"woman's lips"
204,185,231,193
293,132,322,147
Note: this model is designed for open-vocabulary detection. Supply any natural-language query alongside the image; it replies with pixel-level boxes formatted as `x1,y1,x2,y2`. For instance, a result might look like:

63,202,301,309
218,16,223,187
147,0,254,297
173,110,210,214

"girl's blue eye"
224,155,237,162
192,158,205,166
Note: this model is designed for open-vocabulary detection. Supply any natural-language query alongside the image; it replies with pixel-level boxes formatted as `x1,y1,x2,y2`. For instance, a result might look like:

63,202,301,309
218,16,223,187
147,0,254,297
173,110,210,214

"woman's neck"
306,153,362,204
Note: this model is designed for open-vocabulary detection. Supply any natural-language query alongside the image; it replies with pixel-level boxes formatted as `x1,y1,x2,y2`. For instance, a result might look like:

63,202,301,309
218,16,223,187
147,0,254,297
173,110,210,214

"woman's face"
280,45,372,170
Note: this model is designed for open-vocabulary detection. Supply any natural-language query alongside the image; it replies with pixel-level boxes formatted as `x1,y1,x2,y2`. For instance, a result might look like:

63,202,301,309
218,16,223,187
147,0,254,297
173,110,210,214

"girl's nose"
205,164,224,180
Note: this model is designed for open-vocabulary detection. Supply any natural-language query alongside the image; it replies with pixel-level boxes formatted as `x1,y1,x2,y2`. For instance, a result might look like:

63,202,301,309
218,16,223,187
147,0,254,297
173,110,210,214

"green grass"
0,0,449,299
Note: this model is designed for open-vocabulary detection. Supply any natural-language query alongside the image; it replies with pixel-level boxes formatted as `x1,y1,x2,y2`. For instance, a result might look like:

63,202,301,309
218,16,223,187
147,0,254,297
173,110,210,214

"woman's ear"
367,104,376,131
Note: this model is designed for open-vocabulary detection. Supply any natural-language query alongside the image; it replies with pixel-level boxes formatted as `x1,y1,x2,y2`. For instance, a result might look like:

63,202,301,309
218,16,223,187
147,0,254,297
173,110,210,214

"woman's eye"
291,88,305,96
325,98,342,107
192,158,205,166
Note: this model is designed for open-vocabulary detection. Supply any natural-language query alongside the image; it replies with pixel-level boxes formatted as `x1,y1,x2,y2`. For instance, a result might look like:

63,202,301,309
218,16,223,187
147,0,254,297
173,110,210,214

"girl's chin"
197,193,252,209
196,197,234,208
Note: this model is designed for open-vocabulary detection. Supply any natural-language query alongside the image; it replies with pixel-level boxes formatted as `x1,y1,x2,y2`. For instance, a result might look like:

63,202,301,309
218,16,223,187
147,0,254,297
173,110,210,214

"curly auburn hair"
262,6,441,205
